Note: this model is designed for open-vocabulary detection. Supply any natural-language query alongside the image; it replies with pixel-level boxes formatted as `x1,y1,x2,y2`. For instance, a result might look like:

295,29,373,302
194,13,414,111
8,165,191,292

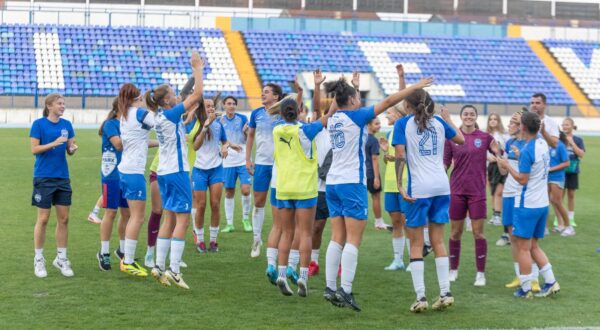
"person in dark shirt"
559,117,585,228
365,117,387,229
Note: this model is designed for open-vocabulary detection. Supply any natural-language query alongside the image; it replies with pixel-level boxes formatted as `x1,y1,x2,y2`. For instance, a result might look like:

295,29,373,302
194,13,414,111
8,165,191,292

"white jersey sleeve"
118,107,154,175
515,137,550,209
155,103,189,175
221,113,247,168
543,115,559,139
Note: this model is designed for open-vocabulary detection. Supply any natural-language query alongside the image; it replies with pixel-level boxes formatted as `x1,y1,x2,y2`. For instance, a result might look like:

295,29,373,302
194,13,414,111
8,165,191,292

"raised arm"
318,99,338,127
440,106,465,145
397,64,406,90
180,76,195,101
374,76,433,116
312,69,326,121
183,52,205,112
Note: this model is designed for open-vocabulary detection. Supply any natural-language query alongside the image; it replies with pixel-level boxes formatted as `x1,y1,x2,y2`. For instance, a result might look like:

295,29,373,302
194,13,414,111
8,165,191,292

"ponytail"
405,89,435,132
144,84,170,113
324,78,356,108
99,97,119,136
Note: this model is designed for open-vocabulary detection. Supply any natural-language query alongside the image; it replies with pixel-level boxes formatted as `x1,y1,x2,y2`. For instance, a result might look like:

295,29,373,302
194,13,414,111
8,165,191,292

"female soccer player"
246,83,284,259
324,70,432,312
365,117,386,229
146,52,204,289
117,83,158,277
560,118,585,227
378,64,409,271
486,113,508,227
392,89,464,313
497,111,560,298
97,98,130,271
444,105,497,287
192,97,241,253
220,96,252,233
31,93,78,278
273,96,336,297
548,132,572,236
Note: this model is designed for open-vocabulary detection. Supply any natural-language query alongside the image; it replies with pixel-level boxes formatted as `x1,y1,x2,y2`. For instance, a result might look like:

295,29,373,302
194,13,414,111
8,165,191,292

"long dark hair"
117,83,141,119
99,97,119,136
324,78,356,108
559,130,567,144
405,89,435,132
193,94,221,142
144,84,170,113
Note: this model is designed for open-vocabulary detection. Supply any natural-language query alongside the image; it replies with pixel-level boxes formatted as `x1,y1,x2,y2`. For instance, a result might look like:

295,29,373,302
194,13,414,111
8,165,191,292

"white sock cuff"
343,243,358,256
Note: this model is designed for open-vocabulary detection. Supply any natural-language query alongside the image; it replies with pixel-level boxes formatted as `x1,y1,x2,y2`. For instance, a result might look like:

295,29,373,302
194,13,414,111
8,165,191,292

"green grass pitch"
1,128,599,329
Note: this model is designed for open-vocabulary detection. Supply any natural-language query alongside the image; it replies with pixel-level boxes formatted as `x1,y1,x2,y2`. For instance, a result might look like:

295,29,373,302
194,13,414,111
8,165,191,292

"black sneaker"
336,288,361,312
114,248,125,260
97,252,111,271
324,287,345,307
423,244,433,257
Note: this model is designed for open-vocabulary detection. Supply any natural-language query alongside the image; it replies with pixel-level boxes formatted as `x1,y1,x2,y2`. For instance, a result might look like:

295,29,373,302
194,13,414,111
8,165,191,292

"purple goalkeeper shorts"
449,194,487,221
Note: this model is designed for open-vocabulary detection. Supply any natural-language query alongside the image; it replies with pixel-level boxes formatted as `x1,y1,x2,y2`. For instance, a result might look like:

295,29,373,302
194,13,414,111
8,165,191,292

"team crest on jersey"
101,150,117,177
34,193,42,203
60,129,68,138
551,149,556,157
474,138,482,148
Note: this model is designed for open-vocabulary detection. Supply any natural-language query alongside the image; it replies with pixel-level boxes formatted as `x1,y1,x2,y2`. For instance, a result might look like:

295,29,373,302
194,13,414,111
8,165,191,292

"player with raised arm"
392,88,464,313
497,111,560,298
30,94,78,278
246,83,284,259
145,52,204,289
324,69,433,312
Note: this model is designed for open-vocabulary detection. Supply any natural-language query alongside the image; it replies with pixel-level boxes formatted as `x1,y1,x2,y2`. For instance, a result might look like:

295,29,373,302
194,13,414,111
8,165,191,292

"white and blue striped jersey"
516,137,549,208
194,119,227,170
118,107,155,175
249,107,282,166
392,114,456,198
155,103,189,175
326,106,375,185
220,113,248,167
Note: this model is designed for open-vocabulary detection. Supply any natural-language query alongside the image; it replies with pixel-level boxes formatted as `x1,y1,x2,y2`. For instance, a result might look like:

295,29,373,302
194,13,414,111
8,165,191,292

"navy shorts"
102,179,128,209
192,166,224,191
253,164,272,192
158,172,192,213
326,183,368,220
32,178,72,209
224,165,251,189
315,191,329,220
404,195,450,228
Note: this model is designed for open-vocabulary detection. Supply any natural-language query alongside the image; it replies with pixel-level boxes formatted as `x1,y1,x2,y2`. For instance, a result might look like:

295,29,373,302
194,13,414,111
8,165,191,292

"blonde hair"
43,93,64,117
486,112,505,134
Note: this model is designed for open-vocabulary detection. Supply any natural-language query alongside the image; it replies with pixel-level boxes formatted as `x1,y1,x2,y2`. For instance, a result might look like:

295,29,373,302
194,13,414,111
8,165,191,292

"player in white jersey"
117,83,158,277
220,96,253,233
323,70,432,312
246,83,284,260
392,88,464,313
142,52,204,289
497,111,560,298
530,93,559,148
192,97,242,253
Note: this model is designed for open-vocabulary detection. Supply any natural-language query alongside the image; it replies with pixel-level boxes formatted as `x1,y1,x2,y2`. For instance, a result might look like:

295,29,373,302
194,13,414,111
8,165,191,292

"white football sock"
191,208,197,223
267,248,278,267
435,257,450,295
539,263,556,284
57,247,67,259
340,243,358,293
277,265,287,280
169,239,185,273
242,194,251,220
124,239,137,264
146,245,155,255
92,206,100,216
194,227,204,242
325,241,343,290
568,211,574,220
514,262,520,277
393,236,406,264
35,248,43,259
410,260,426,299
289,249,300,270
119,240,125,252
300,267,309,282
532,263,539,280
101,241,109,255
311,249,320,263
424,227,431,246
519,273,532,292
156,237,170,270
209,226,219,243
252,207,265,242
225,197,235,226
